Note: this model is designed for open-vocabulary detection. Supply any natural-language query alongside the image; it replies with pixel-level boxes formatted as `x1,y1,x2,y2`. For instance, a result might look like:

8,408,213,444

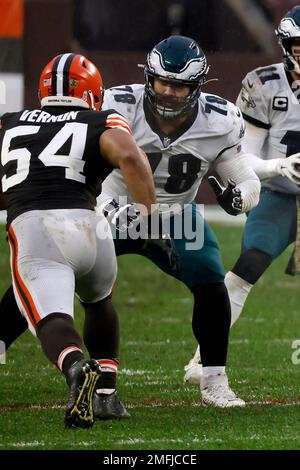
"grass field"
1,222,300,451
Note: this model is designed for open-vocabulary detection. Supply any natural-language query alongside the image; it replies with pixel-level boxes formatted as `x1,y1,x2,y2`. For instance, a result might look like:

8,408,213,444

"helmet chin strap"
203,77,218,85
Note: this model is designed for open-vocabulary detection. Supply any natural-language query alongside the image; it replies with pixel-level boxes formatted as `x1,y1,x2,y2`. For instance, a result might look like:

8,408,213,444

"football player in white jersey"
185,6,300,384
97,35,261,408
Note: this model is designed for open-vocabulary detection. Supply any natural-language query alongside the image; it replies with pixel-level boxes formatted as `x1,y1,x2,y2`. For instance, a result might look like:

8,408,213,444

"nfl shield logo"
163,137,171,147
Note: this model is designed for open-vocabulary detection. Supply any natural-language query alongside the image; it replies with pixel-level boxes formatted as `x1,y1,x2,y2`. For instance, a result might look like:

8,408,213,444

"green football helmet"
144,35,209,118
276,6,300,74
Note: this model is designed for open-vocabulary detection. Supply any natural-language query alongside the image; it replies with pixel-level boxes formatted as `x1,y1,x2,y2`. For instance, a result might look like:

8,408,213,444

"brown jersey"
0,106,131,225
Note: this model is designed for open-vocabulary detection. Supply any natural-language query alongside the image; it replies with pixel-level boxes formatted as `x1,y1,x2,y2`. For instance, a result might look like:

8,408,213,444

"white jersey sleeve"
236,63,300,195
219,101,246,153
236,69,270,130
102,85,140,128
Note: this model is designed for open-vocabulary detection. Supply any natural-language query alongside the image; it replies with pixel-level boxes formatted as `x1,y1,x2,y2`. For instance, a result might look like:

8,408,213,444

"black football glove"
102,199,140,232
141,212,181,274
143,235,181,274
208,176,243,216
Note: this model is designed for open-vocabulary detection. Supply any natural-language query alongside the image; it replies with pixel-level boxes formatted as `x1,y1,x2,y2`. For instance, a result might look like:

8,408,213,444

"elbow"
119,151,142,170
119,148,151,178
251,179,261,209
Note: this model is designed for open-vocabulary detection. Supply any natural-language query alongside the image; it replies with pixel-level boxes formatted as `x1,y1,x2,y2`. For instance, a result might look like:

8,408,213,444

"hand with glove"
208,176,243,216
278,153,300,184
102,200,180,273
102,198,140,232
141,211,181,274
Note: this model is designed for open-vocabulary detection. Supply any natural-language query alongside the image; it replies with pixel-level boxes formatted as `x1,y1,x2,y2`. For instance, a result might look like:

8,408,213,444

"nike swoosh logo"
247,79,254,88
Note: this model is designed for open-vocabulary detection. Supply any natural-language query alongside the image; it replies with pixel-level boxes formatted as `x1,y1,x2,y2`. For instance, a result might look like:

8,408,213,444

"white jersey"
101,84,245,206
236,63,300,195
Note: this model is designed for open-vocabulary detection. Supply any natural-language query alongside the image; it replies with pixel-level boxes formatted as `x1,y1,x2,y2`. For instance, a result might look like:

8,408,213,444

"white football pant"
8,208,117,335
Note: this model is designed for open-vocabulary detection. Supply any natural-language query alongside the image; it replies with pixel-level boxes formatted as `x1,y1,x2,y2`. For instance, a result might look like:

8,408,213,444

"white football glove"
279,153,300,184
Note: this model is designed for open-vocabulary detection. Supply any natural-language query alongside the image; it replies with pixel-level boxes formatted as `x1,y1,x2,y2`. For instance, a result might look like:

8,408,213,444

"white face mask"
288,44,300,74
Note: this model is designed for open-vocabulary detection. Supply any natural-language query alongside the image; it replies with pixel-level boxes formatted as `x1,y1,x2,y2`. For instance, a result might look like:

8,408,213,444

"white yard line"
116,434,300,446
203,206,246,225
1,433,300,448
2,398,300,413
0,440,97,448
124,400,300,408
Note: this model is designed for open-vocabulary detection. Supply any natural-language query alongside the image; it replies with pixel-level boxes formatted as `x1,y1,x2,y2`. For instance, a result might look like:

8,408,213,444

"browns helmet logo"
39,53,103,110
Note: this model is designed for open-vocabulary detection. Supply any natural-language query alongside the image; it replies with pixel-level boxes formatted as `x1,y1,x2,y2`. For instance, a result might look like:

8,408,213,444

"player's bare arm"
100,128,156,215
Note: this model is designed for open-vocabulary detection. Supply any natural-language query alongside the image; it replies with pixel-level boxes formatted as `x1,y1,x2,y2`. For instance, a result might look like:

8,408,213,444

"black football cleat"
64,359,101,428
93,390,131,420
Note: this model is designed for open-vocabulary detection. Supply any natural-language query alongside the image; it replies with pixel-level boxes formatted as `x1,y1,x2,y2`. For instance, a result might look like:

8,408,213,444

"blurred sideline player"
0,36,260,409
184,6,300,384
0,52,159,426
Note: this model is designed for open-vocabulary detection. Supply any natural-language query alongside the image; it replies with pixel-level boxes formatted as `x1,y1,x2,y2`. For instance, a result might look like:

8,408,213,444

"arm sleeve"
236,72,284,180
214,145,261,213
241,121,282,180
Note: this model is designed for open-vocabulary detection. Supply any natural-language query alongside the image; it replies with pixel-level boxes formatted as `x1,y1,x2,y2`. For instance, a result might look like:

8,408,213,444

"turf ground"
0,222,300,451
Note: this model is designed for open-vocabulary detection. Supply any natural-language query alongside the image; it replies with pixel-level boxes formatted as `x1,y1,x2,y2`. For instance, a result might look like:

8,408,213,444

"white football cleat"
201,374,245,408
184,360,202,384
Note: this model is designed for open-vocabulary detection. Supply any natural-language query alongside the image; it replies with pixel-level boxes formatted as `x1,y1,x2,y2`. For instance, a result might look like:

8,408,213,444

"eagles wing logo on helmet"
150,43,208,82
144,35,209,119
276,18,300,39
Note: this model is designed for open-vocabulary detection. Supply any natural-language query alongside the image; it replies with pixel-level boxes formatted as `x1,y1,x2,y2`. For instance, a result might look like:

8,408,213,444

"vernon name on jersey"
0,107,128,225
19,109,80,123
